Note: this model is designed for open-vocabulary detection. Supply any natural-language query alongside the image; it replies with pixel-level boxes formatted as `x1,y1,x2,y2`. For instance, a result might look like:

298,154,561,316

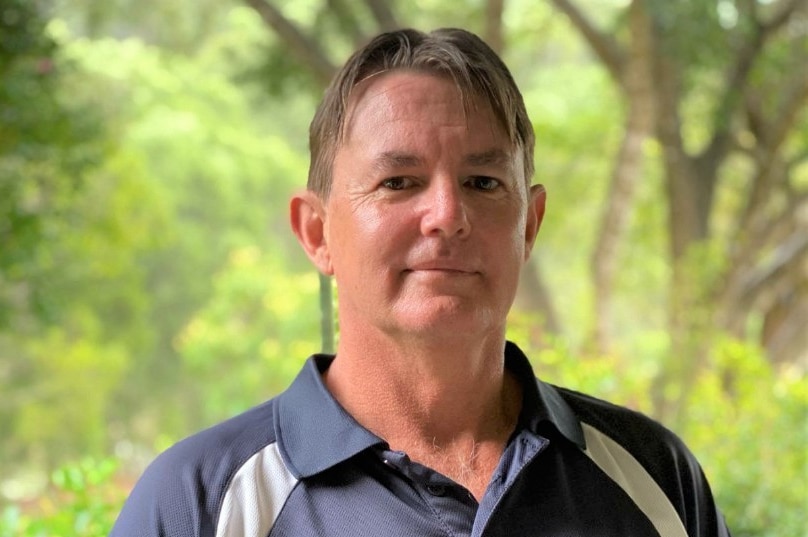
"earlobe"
524,184,547,259
290,191,333,275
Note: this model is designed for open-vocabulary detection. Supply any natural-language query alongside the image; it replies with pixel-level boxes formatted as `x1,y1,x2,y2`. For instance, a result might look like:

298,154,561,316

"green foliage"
0,0,108,328
648,0,735,72
57,0,231,52
176,246,321,422
1,458,124,537
521,62,624,346
507,311,656,410
682,337,807,537
2,5,316,477
0,0,146,473
13,322,128,463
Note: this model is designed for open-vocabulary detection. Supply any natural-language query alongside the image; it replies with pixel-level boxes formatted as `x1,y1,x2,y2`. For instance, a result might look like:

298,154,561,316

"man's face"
306,71,544,341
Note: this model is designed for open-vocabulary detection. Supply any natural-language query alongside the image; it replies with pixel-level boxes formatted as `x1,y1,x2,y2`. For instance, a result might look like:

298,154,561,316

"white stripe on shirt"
582,422,688,537
215,442,298,537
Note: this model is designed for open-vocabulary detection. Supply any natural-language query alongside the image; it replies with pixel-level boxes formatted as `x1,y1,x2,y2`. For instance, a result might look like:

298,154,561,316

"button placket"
377,448,477,534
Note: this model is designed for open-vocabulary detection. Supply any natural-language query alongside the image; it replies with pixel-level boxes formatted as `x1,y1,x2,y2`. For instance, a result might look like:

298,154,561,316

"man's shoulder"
159,396,280,472
110,396,283,536
144,356,327,477
543,384,731,537
552,385,689,456
553,386,673,437
549,384,708,490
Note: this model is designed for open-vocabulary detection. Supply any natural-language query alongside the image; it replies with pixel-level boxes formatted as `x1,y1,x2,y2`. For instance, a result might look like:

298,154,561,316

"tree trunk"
484,0,505,55
646,11,708,424
591,0,655,352
516,256,562,337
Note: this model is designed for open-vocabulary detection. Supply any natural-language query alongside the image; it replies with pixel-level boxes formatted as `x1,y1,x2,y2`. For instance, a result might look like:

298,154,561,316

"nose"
419,178,470,238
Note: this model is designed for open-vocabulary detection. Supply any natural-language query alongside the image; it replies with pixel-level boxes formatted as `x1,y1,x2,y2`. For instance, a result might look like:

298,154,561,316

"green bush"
681,337,807,537
1,458,125,537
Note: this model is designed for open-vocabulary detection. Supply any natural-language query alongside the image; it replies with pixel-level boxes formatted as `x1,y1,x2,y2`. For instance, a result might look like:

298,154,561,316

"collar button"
426,484,447,496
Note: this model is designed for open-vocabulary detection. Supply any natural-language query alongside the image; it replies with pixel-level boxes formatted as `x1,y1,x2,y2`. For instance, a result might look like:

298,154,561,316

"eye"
467,176,501,191
381,177,414,190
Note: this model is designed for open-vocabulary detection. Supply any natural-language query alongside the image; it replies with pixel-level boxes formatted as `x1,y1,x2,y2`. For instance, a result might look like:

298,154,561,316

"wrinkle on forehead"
369,148,516,176
335,71,524,190
341,71,500,145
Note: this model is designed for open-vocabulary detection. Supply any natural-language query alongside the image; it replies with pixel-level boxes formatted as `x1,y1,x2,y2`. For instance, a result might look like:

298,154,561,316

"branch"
761,0,805,33
718,191,807,328
699,0,803,169
761,292,807,366
548,0,627,85
697,21,764,173
243,0,337,87
516,257,563,335
788,149,808,169
328,0,368,48
363,0,399,32
589,1,655,351
737,231,808,314
485,0,505,55
765,67,808,152
738,72,808,232
589,125,648,351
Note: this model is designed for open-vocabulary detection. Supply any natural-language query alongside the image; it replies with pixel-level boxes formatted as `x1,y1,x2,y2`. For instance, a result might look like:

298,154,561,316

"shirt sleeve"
109,439,222,537
558,387,733,537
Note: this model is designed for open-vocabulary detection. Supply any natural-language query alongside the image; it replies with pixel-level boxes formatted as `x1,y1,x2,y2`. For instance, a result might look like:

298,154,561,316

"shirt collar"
276,342,585,478
504,341,586,449
275,355,385,478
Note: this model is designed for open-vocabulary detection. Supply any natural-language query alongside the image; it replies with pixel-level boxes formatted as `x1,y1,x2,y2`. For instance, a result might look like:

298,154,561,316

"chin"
391,301,501,337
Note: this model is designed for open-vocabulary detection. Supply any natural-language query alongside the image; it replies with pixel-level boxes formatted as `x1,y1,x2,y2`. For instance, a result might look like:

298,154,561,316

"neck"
324,329,521,500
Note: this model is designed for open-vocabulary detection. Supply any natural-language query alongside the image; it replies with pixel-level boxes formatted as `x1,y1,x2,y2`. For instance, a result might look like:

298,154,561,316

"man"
111,28,731,536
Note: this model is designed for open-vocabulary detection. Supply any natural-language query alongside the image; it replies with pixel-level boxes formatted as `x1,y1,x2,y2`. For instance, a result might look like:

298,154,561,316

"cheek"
356,205,389,235
328,202,401,265
485,203,526,240
493,212,530,267
360,201,419,241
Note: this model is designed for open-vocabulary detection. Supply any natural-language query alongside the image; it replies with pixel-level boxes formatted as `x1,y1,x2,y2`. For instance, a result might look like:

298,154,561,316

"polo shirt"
110,342,731,537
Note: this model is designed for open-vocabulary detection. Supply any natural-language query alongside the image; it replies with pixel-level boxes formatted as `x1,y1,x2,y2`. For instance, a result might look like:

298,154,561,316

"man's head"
291,28,546,345
307,28,535,199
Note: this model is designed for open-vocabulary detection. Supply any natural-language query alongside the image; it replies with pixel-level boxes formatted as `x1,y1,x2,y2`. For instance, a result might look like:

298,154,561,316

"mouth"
410,268,471,273
404,265,479,275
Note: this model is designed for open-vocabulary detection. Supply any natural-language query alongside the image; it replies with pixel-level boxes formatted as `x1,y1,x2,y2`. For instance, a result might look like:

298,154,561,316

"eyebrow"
464,148,511,168
371,148,512,172
372,152,423,172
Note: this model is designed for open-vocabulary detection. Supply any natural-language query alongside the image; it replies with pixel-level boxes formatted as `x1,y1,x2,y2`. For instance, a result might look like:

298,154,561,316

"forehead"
330,71,527,195
342,71,507,144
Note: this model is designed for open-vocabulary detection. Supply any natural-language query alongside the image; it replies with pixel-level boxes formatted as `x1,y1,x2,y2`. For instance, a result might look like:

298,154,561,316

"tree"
0,0,143,470
1,3,318,472
0,0,103,328
549,0,807,420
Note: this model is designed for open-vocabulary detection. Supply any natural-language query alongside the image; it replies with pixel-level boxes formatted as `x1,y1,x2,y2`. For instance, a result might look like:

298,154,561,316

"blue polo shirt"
110,342,731,537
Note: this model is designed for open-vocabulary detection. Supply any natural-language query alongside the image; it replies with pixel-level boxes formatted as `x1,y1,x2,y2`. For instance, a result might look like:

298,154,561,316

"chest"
404,442,503,502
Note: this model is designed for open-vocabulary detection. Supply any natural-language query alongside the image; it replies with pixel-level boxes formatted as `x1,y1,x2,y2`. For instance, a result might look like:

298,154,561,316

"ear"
290,190,334,275
523,184,547,260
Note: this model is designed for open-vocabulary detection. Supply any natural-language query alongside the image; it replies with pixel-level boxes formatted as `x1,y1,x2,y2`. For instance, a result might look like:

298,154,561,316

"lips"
404,245,481,274
405,262,479,274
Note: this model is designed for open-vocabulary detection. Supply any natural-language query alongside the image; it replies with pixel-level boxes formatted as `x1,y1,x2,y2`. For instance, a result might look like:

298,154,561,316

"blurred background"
1,0,806,535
